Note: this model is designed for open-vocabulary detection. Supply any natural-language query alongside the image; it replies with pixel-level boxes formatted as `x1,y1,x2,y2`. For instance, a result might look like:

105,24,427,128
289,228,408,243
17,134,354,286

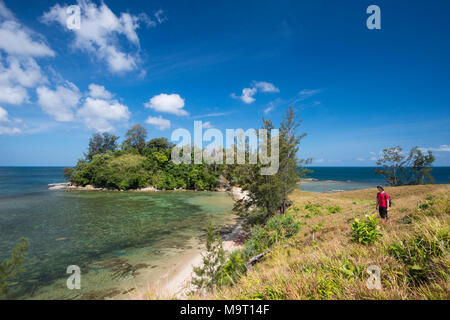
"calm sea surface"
300,166,450,193
0,167,235,299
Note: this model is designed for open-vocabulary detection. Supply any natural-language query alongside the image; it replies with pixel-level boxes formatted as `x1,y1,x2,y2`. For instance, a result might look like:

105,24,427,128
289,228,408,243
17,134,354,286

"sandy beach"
125,187,247,299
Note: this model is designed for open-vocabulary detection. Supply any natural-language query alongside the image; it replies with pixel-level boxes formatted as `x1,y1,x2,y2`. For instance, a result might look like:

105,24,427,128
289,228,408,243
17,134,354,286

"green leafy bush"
416,197,450,217
350,214,382,245
326,205,341,214
338,260,363,280
389,231,448,284
304,203,322,216
245,214,301,257
220,250,248,286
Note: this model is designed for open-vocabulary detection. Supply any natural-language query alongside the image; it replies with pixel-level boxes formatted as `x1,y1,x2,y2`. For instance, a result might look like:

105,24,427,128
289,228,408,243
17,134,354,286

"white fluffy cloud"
41,0,165,73
232,81,279,104
0,84,28,105
145,115,170,130
253,81,280,93
0,56,47,88
0,2,52,106
420,145,450,152
0,106,22,135
202,121,213,129
0,56,48,105
144,93,188,116
0,125,20,135
37,82,81,122
88,83,113,99
298,89,321,100
0,1,54,57
37,81,130,132
240,87,257,104
0,19,54,57
0,105,8,121
78,97,130,132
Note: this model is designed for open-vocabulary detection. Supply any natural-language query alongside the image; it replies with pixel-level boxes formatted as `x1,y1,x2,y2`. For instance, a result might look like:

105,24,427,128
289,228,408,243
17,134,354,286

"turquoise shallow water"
0,167,235,299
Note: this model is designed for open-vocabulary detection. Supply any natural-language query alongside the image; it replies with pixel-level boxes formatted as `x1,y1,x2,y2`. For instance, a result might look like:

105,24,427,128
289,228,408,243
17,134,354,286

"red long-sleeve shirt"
377,192,389,208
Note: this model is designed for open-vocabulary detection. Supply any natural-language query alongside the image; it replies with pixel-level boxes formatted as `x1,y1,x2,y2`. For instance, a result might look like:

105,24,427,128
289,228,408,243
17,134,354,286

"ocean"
0,167,235,299
300,166,450,193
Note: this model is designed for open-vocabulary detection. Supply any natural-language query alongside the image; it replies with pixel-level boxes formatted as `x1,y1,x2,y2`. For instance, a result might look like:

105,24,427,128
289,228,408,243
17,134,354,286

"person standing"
376,186,390,221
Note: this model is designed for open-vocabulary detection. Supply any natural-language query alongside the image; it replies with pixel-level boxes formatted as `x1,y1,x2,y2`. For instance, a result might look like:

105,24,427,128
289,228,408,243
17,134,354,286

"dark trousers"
379,206,388,219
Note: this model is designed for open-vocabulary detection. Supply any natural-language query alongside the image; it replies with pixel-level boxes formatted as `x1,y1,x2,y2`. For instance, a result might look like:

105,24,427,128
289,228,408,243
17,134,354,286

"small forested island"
63,128,221,191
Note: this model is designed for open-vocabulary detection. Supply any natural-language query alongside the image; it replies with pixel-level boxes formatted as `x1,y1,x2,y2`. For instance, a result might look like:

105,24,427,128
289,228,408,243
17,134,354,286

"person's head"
377,186,384,192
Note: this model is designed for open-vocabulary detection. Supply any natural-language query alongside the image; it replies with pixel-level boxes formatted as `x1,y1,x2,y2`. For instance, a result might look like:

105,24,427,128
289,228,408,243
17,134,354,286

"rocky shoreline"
49,182,236,193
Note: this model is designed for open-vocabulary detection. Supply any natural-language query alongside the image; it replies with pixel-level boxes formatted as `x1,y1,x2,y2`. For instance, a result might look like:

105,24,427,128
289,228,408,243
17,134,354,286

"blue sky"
0,0,449,166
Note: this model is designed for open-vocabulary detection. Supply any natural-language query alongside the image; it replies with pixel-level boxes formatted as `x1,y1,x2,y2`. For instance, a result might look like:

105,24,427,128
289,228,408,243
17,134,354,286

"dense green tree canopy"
375,146,435,186
121,124,148,154
85,132,119,161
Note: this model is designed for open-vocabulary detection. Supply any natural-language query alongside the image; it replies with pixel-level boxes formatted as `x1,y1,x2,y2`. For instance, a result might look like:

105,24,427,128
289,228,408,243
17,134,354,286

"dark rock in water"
219,226,234,235
111,262,152,279
91,257,127,269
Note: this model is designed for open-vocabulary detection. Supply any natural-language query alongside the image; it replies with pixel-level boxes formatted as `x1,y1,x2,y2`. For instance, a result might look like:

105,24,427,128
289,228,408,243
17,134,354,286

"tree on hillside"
234,106,309,221
122,124,147,154
85,132,119,161
278,106,311,213
375,146,407,186
405,147,435,185
191,222,226,292
375,146,435,186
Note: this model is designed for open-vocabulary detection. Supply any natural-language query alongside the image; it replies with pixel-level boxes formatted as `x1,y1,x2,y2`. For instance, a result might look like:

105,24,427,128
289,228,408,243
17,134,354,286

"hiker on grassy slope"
376,186,390,221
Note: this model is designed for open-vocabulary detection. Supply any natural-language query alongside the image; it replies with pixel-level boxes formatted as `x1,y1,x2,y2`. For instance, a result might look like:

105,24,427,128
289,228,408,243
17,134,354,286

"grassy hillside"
211,184,449,300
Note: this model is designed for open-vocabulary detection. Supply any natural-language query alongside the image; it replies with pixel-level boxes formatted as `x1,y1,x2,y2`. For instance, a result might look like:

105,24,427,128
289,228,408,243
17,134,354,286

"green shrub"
220,250,248,286
416,197,450,217
338,260,363,280
389,231,448,285
304,203,322,216
245,214,301,257
326,205,342,214
245,225,270,257
316,274,340,299
249,284,287,300
350,214,382,245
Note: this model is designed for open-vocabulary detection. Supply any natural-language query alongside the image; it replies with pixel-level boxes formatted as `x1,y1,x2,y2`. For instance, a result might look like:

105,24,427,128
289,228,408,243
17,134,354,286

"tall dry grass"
211,185,450,300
